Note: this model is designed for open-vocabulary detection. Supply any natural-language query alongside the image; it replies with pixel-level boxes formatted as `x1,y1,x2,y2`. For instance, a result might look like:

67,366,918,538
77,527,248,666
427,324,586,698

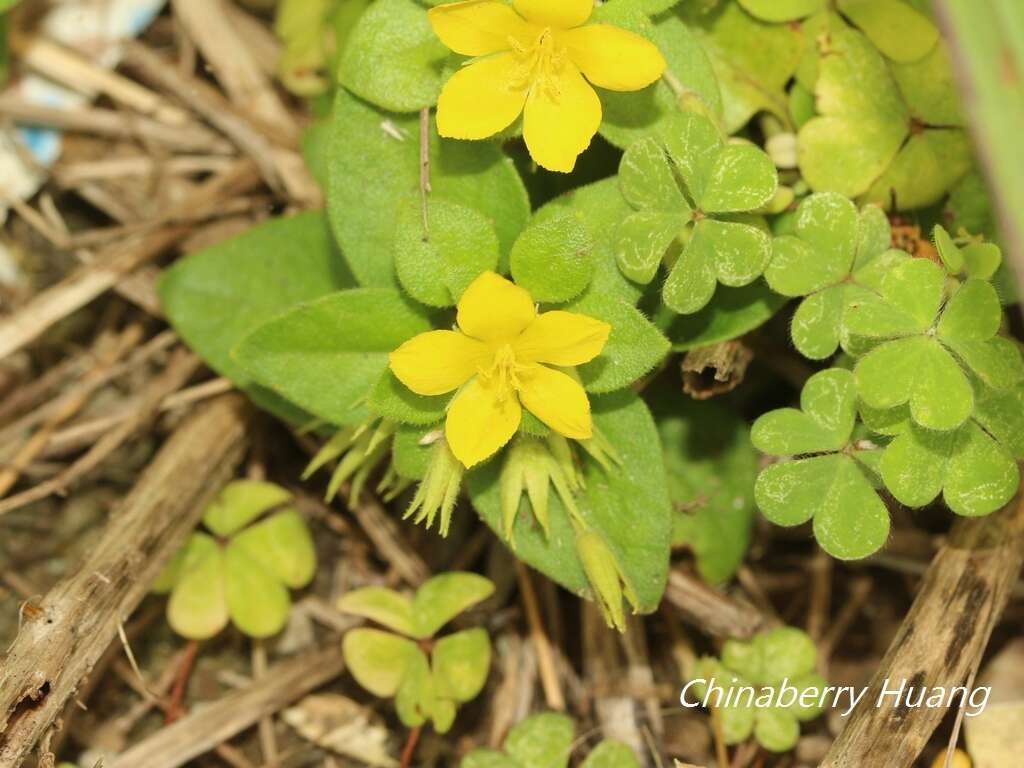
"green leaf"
461,751,520,768
614,211,685,285
510,213,595,304
680,1,804,132
393,424,438,480
395,646,433,728
394,196,500,307
934,225,1002,280
663,281,787,351
235,289,433,427
855,336,974,431
655,393,757,584
468,392,673,611
754,627,818,682
892,42,964,126
534,179,645,305
581,741,641,768
880,420,1020,517
412,572,495,639
946,337,1024,391
738,0,824,22
223,540,291,638
698,144,779,214
619,137,687,212
790,285,848,360
843,258,944,338
167,534,228,640
751,368,857,455
328,90,529,287
339,0,447,112
663,111,724,194
230,511,316,589
504,713,574,768
937,279,1003,343
343,628,420,697
798,28,909,198
765,193,858,296
338,587,416,636
568,292,671,393
160,212,352,421
974,378,1024,460
432,628,491,702
664,219,772,314
836,0,939,63
754,708,801,752
368,369,448,425
755,454,890,559
862,129,973,210
202,480,291,538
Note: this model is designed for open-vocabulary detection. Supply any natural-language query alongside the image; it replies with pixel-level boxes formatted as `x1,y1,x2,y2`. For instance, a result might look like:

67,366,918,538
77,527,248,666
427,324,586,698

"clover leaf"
460,712,639,768
690,627,827,753
799,26,971,209
155,481,316,640
765,192,906,359
338,572,494,734
614,112,778,315
845,258,1023,431
872,406,1020,518
933,224,1002,281
752,369,890,559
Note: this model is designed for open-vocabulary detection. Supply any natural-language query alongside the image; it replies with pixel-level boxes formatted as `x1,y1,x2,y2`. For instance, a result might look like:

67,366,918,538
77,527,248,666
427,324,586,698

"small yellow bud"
929,750,971,768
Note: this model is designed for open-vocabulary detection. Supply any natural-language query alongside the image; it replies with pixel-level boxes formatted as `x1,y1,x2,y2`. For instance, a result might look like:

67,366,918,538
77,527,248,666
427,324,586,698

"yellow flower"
389,272,611,468
427,0,667,173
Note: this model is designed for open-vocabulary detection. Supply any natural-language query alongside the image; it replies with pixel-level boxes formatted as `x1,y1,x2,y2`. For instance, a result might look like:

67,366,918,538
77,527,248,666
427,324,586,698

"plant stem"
400,726,422,768
164,639,200,724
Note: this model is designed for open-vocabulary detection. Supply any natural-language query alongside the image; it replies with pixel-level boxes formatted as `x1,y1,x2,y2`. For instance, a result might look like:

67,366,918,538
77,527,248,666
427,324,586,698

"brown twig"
820,479,1024,767
663,569,767,640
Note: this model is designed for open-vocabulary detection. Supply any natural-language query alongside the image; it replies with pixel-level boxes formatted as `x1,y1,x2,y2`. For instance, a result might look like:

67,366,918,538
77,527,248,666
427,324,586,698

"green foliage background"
161,0,1023,634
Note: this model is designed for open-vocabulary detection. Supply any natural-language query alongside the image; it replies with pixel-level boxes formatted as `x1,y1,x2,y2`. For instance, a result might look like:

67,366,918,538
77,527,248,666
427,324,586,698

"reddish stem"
400,726,422,768
164,639,200,724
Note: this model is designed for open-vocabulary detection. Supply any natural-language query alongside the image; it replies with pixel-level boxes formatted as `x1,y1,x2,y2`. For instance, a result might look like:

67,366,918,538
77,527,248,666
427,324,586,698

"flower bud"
405,439,463,537
500,436,582,544
575,529,638,633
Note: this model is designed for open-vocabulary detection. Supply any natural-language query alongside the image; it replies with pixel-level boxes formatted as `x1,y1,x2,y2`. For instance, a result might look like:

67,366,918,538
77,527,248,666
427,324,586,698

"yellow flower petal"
559,24,667,91
437,53,529,140
514,311,611,366
446,377,522,467
522,62,601,173
389,331,490,396
513,0,592,29
457,271,537,344
427,1,536,56
517,364,592,440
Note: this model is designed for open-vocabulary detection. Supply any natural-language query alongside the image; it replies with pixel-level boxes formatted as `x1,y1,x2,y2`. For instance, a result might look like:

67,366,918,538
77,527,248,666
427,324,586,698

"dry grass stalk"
107,645,346,768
